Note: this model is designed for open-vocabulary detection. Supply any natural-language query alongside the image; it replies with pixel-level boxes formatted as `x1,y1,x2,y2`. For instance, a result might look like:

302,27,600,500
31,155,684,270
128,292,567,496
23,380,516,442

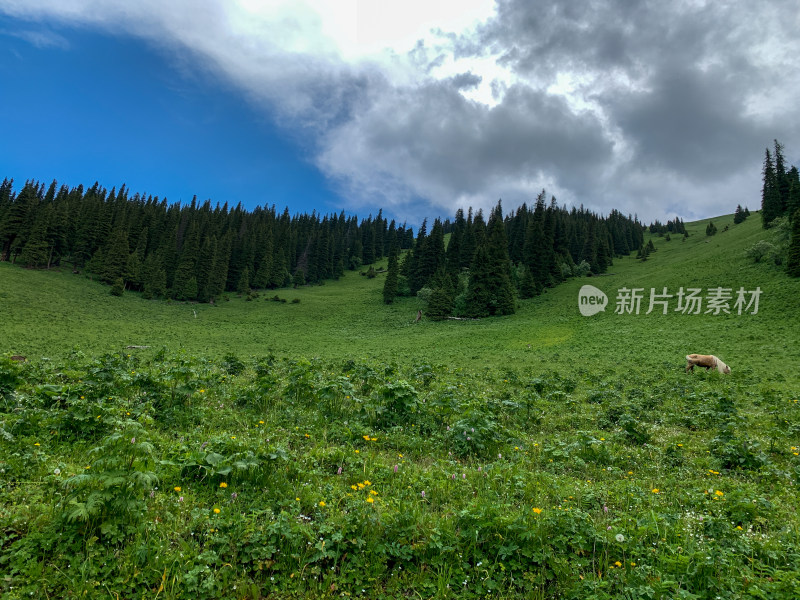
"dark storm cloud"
319,77,613,215
467,0,800,218
3,0,799,222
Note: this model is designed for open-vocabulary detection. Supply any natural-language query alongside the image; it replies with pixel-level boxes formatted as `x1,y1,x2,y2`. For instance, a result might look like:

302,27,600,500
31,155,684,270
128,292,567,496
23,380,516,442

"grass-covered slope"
1,210,798,388
1,212,799,599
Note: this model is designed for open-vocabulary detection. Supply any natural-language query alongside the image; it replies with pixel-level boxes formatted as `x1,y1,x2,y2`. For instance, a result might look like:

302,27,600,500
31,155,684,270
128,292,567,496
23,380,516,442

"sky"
1,0,798,226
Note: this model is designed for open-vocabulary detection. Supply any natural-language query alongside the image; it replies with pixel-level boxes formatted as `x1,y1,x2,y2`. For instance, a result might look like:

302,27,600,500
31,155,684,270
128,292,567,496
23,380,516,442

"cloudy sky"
1,0,798,225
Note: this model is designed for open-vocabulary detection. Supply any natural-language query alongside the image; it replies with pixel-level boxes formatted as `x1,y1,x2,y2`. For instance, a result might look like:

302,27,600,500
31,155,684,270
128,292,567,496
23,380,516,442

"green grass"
2,212,798,389
1,212,800,599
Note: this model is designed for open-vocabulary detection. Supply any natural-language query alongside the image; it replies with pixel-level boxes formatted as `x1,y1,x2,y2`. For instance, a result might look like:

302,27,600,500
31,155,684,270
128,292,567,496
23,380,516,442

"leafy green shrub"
221,353,245,376
61,422,157,543
372,379,419,426
448,407,507,459
710,426,769,471
618,413,652,445
0,355,23,405
746,240,778,263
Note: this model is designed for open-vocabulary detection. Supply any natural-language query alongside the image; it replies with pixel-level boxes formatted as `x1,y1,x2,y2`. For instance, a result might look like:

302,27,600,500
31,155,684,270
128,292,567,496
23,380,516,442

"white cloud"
2,0,798,224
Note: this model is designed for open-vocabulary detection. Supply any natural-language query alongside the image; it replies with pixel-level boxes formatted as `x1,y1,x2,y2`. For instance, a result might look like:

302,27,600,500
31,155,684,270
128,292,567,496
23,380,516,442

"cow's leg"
686,363,694,373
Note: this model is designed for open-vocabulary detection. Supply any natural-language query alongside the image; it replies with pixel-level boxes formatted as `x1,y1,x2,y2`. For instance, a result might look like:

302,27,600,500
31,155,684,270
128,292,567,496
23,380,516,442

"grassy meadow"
1,211,800,599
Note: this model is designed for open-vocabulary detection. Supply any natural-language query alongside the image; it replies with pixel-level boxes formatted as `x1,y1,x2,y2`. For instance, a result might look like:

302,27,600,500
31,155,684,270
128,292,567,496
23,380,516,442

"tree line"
760,140,800,277
0,177,647,315
0,178,413,301
383,192,645,318
761,139,800,227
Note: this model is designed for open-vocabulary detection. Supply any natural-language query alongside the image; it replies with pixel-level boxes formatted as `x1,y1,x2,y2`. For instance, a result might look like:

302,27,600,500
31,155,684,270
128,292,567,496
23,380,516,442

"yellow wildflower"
220,482,228,488
213,508,220,514
366,497,374,503
532,507,542,514
174,486,182,492
319,501,326,507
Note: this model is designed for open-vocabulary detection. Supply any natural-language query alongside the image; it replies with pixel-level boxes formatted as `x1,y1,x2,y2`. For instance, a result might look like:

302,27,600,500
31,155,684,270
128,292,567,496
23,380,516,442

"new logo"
578,285,608,316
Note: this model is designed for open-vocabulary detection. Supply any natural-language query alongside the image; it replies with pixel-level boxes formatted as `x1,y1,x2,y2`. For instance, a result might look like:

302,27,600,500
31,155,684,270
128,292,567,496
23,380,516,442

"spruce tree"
733,204,745,224
523,215,550,292
774,139,790,216
172,225,200,300
101,228,130,284
464,243,493,318
195,236,215,300
787,209,800,277
206,234,231,302
383,243,399,304
110,277,125,296
518,267,540,299
19,207,51,269
425,266,455,319
762,148,781,227
237,266,251,295
465,205,515,317
142,253,166,299
787,167,800,220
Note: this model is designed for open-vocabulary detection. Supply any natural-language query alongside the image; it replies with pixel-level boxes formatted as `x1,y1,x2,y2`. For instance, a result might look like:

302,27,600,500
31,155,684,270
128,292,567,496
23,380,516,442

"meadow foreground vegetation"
1,212,800,599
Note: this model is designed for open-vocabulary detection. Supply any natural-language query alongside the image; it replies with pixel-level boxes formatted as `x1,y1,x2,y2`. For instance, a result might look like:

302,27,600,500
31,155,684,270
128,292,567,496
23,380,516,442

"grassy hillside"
1,211,798,389
1,212,800,599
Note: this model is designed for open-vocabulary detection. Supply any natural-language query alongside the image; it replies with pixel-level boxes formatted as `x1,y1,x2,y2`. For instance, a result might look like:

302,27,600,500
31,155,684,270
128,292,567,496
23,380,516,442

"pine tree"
523,206,551,292
425,266,454,319
383,243,399,304
19,206,52,269
787,209,800,277
762,148,781,227
464,243,493,318
101,227,130,284
195,236,216,302
706,221,717,236
518,267,540,299
774,139,790,216
787,167,800,220
142,253,166,299
206,234,231,303
465,204,515,317
733,204,746,224
110,277,125,296
172,225,200,300
237,266,251,295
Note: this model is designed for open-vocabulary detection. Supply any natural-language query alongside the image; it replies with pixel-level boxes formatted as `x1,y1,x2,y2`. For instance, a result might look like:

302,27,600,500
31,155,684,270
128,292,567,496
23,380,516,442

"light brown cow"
685,354,730,374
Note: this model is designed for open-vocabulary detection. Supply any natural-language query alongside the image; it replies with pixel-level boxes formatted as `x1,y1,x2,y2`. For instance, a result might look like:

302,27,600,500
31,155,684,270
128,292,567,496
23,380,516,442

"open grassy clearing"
1,212,800,599
2,212,799,385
